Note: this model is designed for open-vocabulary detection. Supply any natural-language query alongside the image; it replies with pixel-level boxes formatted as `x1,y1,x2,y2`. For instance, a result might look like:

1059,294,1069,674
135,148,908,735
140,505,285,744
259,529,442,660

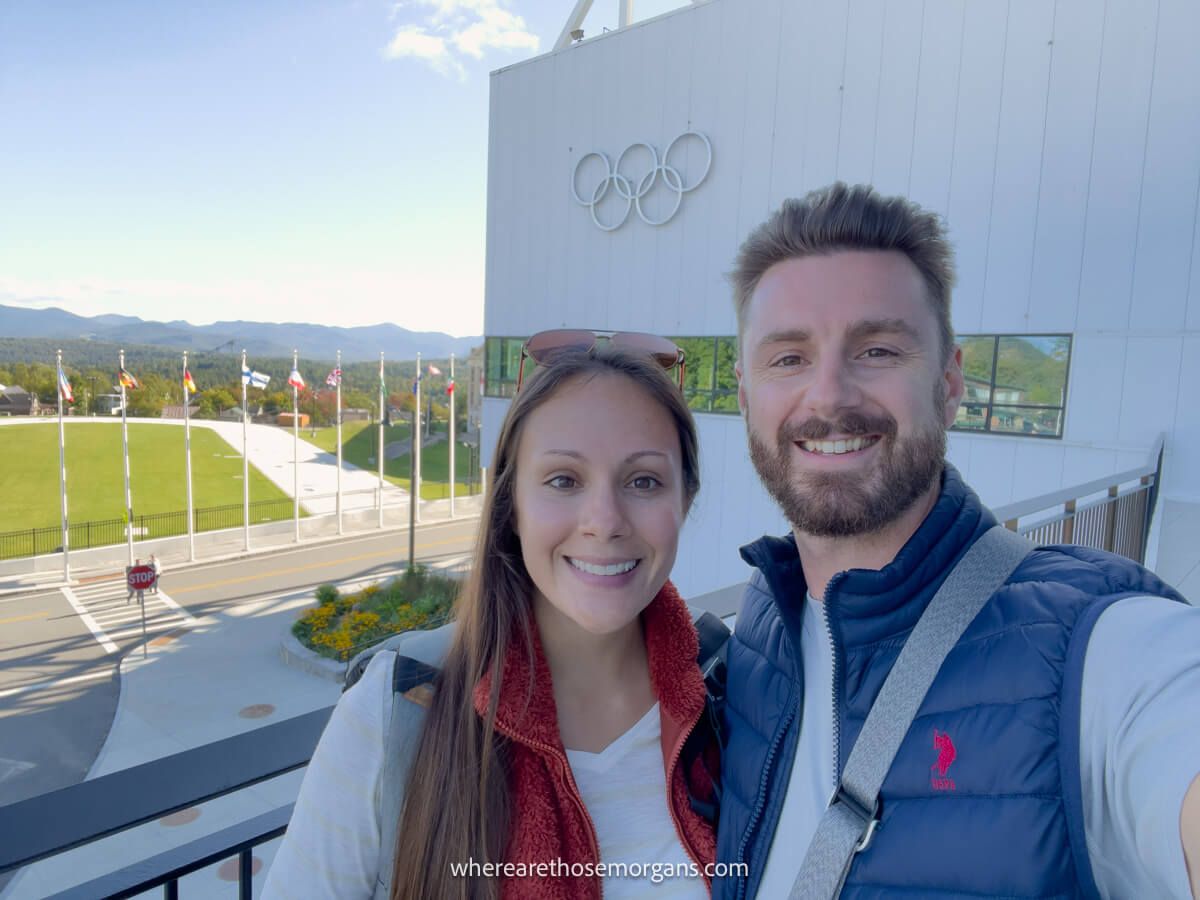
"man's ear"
735,359,747,416
942,345,965,428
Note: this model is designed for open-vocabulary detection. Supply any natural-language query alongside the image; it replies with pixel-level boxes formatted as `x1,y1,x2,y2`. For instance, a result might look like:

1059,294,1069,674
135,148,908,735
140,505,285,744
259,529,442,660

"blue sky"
0,0,685,337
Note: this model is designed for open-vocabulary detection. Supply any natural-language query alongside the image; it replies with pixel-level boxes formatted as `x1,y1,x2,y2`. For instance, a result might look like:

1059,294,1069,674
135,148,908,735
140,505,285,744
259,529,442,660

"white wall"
483,0,1200,596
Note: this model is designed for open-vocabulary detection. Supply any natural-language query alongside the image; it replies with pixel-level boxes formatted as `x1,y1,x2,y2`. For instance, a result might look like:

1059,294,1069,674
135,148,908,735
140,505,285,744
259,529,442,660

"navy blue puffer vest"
714,466,1185,900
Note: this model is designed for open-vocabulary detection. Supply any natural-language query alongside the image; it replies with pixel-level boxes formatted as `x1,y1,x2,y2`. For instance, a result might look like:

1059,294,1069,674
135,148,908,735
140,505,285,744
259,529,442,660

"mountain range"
0,304,481,362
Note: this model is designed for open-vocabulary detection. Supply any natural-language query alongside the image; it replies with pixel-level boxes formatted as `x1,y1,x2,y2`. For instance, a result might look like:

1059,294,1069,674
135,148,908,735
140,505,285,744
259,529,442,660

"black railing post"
239,849,252,900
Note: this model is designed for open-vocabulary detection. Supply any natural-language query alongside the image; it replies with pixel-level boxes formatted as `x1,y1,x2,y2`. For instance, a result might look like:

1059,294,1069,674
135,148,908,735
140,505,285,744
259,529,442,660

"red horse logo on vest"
931,729,957,791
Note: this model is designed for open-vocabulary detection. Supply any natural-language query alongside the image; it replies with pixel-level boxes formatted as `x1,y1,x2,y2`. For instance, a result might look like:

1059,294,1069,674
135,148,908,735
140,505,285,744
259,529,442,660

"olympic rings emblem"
571,131,712,231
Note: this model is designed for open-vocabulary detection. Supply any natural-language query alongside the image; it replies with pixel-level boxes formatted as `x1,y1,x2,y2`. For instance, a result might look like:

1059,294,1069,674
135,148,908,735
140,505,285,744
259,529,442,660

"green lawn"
0,422,291,531
303,421,480,500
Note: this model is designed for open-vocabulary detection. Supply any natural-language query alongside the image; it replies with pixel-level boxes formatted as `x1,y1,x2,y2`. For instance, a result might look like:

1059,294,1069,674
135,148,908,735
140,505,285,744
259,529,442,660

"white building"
481,0,1200,602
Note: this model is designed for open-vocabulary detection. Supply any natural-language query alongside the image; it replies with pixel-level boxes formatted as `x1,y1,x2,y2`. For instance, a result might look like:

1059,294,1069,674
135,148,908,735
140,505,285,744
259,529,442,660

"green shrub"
294,568,461,660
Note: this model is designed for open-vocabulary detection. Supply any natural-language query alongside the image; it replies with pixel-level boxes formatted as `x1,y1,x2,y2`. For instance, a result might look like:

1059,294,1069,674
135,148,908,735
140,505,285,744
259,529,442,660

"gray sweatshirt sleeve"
1080,594,1200,900
261,652,391,899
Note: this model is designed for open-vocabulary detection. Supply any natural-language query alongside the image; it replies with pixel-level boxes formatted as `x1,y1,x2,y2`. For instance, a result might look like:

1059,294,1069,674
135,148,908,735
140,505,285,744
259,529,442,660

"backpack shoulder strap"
789,525,1033,899
373,622,456,899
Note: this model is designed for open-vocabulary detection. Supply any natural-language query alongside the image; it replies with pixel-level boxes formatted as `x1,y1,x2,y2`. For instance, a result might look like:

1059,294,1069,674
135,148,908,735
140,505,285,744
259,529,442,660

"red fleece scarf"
472,580,717,899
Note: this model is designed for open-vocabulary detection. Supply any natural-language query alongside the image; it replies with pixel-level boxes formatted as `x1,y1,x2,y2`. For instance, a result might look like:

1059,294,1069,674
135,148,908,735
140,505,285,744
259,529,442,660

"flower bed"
292,567,459,660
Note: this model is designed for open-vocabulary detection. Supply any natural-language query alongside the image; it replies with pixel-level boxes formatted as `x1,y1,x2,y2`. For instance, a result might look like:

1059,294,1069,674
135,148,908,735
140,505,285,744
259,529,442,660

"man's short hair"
731,182,957,361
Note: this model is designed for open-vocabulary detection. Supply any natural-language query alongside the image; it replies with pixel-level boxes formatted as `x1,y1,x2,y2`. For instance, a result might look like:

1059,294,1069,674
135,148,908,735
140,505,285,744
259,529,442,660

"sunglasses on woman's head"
516,329,687,391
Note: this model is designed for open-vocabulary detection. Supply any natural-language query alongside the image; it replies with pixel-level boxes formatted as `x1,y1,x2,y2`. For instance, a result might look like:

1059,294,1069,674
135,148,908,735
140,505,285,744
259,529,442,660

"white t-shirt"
756,594,1200,899
566,703,708,898
263,656,707,898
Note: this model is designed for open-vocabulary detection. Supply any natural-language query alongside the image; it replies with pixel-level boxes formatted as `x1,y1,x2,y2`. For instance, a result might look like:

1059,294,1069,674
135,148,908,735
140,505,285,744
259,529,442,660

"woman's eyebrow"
540,449,668,463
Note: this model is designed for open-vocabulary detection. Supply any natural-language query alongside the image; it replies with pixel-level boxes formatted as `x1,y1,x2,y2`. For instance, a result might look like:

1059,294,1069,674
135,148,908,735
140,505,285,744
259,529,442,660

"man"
715,183,1199,899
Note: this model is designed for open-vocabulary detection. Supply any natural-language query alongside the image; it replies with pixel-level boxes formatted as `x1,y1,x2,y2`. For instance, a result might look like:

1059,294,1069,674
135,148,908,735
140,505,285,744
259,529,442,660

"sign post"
126,563,158,658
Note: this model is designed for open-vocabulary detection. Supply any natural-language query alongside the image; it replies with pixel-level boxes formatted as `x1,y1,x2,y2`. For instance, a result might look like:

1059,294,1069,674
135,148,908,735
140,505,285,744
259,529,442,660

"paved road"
0,519,477,809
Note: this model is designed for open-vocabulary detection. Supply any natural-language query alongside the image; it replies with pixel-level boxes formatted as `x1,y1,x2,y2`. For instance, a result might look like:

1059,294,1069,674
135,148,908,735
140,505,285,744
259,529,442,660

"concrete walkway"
0,499,480,899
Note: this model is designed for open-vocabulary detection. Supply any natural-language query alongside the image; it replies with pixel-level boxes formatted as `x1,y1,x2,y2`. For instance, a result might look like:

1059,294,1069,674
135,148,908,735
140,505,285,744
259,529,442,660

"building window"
486,332,1071,436
671,336,739,413
484,337,529,398
953,334,1071,438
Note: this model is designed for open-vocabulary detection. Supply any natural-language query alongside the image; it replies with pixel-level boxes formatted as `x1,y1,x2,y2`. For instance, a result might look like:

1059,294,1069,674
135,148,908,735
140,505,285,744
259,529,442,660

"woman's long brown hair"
390,346,701,900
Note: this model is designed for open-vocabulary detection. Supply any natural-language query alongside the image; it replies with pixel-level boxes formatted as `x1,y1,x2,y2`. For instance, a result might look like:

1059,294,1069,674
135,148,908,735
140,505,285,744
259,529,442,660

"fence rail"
992,434,1164,566
0,498,298,561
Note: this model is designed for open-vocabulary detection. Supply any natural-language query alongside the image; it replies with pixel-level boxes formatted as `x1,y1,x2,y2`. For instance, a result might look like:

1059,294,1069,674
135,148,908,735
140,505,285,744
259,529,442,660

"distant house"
342,408,371,423
96,393,123,415
276,411,310,428
0,386,39,416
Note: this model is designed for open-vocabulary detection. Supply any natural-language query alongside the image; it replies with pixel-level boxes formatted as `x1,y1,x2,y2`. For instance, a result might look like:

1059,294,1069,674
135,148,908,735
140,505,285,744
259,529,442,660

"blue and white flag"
241,367,270,389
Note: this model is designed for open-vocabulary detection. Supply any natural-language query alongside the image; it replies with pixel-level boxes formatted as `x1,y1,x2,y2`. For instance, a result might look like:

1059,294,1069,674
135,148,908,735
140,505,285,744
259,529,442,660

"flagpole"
293,349,300,543
378,352,385,529
57,350,70,582
449,353,456,519
335,348,343,536
414,352,422,524
119,348,134,566
183,352,196,561
241,349,250,551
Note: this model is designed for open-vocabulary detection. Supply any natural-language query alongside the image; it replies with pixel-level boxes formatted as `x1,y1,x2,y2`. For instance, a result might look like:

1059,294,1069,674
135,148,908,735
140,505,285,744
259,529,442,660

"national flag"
446,379,455,395
288,368,306,390
57,365,74,403
184,369,197,394
118,367,140,390
427,364,442,376
412,379,419,395
325,368,342,387
241,367,270,389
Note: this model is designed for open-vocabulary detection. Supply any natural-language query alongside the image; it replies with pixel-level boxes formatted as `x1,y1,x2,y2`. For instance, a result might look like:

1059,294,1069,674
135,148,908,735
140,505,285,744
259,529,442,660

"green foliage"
294,566,460,660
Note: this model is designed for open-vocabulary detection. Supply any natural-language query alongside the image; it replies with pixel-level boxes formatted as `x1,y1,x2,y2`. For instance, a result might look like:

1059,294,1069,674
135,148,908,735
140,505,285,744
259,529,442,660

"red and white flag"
427,364,442,376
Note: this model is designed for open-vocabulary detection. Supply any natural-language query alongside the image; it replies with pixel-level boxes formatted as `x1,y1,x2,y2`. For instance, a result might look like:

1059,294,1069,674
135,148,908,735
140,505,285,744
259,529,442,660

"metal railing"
0,498,299,561
0,708,332,899
992,434,1165,565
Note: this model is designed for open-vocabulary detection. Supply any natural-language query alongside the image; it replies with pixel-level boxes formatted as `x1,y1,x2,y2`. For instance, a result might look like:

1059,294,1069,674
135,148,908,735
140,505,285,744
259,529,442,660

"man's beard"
747,396,947,538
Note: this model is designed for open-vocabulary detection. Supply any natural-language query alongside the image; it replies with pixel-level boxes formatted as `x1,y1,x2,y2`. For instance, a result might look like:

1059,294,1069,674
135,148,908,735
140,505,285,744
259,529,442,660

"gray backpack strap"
789,525,1033,899
371,622,456,900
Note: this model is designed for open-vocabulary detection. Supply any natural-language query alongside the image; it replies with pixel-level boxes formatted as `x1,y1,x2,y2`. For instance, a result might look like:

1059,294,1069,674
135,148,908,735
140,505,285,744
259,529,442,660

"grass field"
0,422,291,532
304,420,480,500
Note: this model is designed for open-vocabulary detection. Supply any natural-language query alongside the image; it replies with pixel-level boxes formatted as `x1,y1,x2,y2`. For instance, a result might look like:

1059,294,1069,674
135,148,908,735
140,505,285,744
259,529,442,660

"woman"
265,341,718,899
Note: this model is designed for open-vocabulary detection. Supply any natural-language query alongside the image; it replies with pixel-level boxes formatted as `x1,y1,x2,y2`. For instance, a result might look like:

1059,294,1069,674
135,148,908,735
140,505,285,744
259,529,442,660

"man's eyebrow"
758,328,811,346
540,450,669,464
846,318,922,343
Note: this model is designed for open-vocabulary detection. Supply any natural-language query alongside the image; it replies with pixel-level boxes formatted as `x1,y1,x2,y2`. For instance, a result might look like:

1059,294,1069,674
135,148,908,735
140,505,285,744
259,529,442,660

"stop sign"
127,565,157,591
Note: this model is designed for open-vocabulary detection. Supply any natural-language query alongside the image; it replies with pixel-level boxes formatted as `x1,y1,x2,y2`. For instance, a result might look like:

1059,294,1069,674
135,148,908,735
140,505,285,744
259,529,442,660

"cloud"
384,0,538,78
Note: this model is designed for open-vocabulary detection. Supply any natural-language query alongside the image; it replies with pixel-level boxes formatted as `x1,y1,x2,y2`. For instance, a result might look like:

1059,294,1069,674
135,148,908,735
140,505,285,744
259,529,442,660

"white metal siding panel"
681,1,727,335
945,0,1009,335
1117,337,1183,447
907,0,966,214
1128,0,1200,332
1169,338,1200,500
1063,335,1127,445
1076,0,1159,332
1012,440,1067,503
836,0,886,185
733,0,783,272
799,0,850,191
1025,0,1104,332
869,0,924,198
768,0,814,206
980,0,1055,334
959,436,1018,508
1062,445,1121,487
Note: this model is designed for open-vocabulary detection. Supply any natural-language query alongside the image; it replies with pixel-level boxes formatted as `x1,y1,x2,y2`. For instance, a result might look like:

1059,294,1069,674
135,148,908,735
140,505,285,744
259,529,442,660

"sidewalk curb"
0,511,482,596
278,632,345,686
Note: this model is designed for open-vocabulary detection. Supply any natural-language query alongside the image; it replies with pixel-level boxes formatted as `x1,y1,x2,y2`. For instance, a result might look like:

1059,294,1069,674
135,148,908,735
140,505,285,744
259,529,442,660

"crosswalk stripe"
60,586,118,653
60,583,195,650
